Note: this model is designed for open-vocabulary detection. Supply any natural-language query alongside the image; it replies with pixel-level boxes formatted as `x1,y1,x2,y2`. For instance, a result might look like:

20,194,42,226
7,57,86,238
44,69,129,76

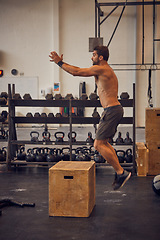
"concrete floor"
1,126,159,240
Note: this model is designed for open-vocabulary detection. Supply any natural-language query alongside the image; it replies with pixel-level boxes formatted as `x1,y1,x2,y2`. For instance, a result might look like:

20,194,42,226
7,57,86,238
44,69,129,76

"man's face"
91,50,100,65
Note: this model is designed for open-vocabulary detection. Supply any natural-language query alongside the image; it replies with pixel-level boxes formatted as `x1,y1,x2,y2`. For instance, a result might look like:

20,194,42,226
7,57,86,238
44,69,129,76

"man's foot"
113,170,131,190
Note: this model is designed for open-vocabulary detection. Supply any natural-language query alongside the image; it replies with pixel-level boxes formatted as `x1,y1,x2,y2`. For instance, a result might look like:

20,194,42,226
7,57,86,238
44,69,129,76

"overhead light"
0,70,3,77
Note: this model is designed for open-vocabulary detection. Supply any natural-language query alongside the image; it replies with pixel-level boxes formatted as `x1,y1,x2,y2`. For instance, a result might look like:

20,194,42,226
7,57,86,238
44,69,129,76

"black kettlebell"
54,131,65,142
124,132,133,144
94,150,105,163
83,148,91,161
75,148,85,161
0,148,6,161
68,131,77,142
25,148,35,162
125,148,133,163
36,148,46,162
17,146,26,160
115,132,124,145
0,129,5,139
46,148,56,162
62,147,70,161
30,131,39,142
86,132,94,143
116,150,126,163
42,131,51,142
54,148,62,162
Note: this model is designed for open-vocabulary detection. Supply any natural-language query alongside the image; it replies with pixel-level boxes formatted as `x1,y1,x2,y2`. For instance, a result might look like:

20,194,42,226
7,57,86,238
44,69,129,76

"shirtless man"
49,45,131,190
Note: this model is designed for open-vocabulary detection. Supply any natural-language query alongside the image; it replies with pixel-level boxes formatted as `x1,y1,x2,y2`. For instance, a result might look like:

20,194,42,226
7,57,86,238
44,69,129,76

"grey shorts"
96,104,124,140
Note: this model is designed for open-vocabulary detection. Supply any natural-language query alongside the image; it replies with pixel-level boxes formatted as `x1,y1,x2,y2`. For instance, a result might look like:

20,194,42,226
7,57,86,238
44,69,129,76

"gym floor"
0,126,160,240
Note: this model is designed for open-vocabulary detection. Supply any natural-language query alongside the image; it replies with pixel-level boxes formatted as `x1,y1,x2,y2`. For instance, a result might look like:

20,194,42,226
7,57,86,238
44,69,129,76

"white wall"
0,0,160,126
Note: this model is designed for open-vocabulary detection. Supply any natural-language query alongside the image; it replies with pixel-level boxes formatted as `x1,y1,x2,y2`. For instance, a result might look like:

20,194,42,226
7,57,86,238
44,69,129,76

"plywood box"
49,161,95,217
147,143,160,175
136,142,149,176
145,108,160,144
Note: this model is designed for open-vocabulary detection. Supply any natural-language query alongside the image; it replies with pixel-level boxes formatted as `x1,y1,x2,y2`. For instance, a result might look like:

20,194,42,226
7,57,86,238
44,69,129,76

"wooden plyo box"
136,142,149,176
145,108,160,144
146,143,160,175
49,161,95,217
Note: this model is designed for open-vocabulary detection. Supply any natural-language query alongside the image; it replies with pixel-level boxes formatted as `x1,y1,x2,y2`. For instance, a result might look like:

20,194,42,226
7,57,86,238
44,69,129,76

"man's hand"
49,51,63,64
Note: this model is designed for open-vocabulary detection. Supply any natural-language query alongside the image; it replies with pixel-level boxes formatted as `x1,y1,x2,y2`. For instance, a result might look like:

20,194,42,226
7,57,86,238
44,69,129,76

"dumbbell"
120,92,130,99
45,94,53,100
115,132,124,145
26,112,33,117
79,93,88,100
89,92,99,100
23,93,32,100
54,94,63,100
124,132,133,144
65,94,74,100
13,93,21,99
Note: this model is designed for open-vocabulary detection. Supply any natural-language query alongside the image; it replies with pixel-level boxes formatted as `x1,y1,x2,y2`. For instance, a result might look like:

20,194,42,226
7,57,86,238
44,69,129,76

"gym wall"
0,0,160,126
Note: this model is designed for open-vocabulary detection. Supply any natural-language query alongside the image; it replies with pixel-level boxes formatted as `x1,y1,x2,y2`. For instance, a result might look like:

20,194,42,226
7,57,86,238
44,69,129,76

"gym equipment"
54,131,65,142
115,132,124,145
79,93,88,100
75,148,86,161
54,148,62,162
120,92,130,99
92,110,100,118
26,112,33,117
124,132,133,144
34,112,41,117
0,148,6,161
46,148,56,162
25,148,36,162
17,147,26,160
83,148,91,161
94,150,105,163
0,98,7,105
35,148,46,162
0,129,5,139
68,131,77,142
65,93,74,100
45,94,53,100
1,111,8,120
23,93,32,100
0,92,8,99
61,147,70,161
30,131,39,142
86,132,94,143
89,92,99,100
116,150,126,163
54,94,62,100
55,113,62,117
152,175,160,196
13,93,21,99
0,199,35,209
48,113,54,117
125,148,133,163
42,131,51,142
41,113,47,117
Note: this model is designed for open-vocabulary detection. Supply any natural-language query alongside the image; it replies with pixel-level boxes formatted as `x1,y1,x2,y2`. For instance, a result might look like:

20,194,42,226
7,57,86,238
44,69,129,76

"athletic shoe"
113,170,131,190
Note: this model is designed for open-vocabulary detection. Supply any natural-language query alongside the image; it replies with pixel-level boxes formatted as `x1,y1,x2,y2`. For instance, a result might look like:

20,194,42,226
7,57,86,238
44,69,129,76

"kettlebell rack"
6,83,136,174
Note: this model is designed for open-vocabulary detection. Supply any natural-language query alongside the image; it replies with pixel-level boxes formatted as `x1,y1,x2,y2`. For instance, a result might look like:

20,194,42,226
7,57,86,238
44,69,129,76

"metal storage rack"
6,83,136,174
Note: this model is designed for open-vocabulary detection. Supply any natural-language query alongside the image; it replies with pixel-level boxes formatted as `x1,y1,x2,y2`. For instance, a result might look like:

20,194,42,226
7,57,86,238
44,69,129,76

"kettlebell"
17,146,26,160
125,148,133,163
54,132,65,142
116,150,126,163
62,147,70,161
94,150,105,163
46,148,56,162
124,132,133,144
115,132,124,145
86,132,94,143
68,131,77,142
30,131,39,142
42,131,51,142
36,148,46,162
25,148,35,162
54,148,62,162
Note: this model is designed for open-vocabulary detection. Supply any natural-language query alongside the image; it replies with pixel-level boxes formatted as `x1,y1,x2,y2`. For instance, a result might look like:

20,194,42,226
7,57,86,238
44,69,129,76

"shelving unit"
6,83,136,174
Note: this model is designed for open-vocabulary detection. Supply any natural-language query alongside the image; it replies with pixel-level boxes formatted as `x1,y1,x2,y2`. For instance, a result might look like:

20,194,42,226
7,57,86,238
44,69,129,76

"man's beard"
92,60,100,65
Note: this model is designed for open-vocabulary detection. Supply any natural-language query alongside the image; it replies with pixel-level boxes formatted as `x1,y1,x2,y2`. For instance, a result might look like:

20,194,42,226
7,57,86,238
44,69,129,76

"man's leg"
94,139,131,190
94,139,123,174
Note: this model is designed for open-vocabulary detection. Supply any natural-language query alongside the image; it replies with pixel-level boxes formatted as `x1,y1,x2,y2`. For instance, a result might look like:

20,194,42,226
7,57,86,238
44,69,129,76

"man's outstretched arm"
49,51,100,77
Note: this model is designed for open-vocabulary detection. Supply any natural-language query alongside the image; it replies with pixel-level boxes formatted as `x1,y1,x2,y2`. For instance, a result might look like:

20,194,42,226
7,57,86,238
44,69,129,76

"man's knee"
94,139,107,151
